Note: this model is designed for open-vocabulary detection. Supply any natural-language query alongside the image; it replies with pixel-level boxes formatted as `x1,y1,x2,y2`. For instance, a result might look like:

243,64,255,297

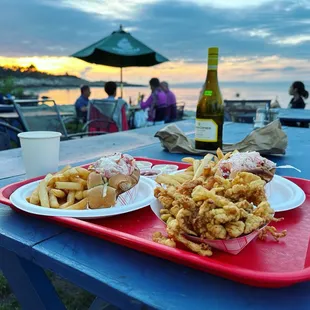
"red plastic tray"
1,157,310,288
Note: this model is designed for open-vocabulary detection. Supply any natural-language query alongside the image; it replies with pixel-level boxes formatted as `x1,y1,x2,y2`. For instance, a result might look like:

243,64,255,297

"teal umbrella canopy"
71,25,169,68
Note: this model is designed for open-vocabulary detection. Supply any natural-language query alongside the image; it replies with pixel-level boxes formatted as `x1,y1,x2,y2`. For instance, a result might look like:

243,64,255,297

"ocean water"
32,83,308,111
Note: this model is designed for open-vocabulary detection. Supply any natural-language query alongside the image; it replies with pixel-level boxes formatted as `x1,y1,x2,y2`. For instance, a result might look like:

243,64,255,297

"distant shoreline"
13,78,146,89
27,84,147,89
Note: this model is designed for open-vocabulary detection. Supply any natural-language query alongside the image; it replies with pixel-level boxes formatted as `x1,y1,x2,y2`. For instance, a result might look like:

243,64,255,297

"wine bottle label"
195,119,218,142
204,90,213,96
208,55,218,71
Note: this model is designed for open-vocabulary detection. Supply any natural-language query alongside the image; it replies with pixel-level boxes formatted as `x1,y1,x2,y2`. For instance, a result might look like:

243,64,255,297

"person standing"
161,81,177,122
74,85,91,123
140,78,167,125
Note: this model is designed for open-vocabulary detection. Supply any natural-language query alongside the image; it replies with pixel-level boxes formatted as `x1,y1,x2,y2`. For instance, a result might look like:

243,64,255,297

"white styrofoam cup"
18,131,61,178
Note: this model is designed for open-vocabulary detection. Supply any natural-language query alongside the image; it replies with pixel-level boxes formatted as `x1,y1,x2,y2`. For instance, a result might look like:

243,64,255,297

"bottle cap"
208,47,219,55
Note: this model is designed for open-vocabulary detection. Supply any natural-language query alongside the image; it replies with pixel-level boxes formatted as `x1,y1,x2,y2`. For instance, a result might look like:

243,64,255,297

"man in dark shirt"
75,85,91,122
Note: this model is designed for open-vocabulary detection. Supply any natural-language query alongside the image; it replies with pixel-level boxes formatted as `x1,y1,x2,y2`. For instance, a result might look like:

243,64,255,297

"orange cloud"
0,55,309,84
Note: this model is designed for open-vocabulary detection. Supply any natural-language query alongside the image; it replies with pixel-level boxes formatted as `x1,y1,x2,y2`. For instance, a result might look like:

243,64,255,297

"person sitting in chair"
103,81,129,131
140,78,167,125
75,85,91,123
160,81,177,123
104,81,129,110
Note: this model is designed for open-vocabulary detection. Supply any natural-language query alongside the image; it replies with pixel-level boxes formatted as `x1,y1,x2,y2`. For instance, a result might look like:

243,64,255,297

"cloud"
1,0,310,67
79,66,93,79
272,35,310,45
47,0,161,20
257,66,297,72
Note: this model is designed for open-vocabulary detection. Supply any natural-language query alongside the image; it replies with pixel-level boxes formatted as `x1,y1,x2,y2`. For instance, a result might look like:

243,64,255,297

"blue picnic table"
235,108,310,125
1,120,310,310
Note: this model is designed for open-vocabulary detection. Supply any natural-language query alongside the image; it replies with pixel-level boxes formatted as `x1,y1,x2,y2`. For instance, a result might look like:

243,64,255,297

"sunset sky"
1,0,310,86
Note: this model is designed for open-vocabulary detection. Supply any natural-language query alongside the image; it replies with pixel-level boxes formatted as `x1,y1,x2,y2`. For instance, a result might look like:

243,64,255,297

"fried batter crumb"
258,226,287,241
152,232,176,248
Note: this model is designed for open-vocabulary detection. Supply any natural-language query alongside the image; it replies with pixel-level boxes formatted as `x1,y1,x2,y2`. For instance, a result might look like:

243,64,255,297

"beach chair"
224,100,271,123
83,99,128,135
0,121,22,150
154,106,167,123
176,102,185,120
12,99,71,139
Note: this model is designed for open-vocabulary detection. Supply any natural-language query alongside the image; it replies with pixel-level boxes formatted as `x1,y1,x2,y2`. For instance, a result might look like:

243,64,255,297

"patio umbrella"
71,25,169,97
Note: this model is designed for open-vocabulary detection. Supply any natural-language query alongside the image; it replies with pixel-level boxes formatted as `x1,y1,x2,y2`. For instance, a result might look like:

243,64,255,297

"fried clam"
152,157,286,256
166,219,213,257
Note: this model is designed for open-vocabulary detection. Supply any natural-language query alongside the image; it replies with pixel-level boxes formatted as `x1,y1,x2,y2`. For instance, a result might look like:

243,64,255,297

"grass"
0,271,97,310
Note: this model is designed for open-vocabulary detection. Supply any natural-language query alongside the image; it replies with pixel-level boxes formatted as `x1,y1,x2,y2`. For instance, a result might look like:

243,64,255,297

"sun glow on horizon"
1,55,310,85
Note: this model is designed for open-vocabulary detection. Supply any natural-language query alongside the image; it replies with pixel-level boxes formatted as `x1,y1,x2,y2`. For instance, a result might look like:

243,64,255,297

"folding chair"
83,99,128,135
224,100,271,123
176,102,185,120
13,99,70,138
0,121,22,151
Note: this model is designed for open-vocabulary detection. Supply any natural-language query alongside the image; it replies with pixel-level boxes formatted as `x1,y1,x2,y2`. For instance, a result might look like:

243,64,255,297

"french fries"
76,167,91,180
38,180,50,208
26,165,88,211
65,198,88,210
55,181,84,191
49,192,60,209
155,148,235,187
29,186,40,205
50,188,66,198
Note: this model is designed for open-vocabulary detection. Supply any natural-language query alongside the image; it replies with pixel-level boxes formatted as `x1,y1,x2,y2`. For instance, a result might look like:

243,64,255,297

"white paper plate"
266,175,306,212
150,174,305,222
10,176,157,219
163,171,305,213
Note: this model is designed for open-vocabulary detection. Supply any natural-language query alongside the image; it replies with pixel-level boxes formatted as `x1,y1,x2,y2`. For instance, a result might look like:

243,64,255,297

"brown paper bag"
154,120,287,155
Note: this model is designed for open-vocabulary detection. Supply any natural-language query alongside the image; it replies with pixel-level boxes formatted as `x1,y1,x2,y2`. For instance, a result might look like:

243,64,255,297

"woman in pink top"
161,81,177,122
140,78,167,123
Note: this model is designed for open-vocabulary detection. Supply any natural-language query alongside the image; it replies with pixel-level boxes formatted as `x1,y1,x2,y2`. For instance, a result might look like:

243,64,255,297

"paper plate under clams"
172,170,306,213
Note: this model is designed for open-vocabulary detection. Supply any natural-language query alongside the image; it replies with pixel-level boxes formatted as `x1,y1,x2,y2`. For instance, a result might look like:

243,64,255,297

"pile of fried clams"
153,172,286,256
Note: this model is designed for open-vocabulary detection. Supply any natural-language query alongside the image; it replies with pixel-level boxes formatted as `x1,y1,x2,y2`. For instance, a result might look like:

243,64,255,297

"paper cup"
140,168,162,180
18,131,61,179
136,161,153,169
153,164,179,174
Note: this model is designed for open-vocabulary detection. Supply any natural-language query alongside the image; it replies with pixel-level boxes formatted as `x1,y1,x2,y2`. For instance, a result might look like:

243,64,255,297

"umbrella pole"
120,67,123,98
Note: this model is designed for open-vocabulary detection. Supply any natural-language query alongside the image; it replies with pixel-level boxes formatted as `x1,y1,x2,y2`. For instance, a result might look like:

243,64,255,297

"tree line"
0,64,77,79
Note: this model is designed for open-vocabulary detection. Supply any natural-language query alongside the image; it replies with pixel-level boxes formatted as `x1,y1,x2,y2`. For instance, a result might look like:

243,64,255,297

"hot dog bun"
88,185,117,209
87,153,140,209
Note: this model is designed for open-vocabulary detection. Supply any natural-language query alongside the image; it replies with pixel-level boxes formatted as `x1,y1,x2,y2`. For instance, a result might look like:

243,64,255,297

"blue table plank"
278,108,310,122
32,231,153,310
129,122,251,162
1,120,310,310
0,205,65,259
32,230,310,310
130,122,310,179
0,247,66,310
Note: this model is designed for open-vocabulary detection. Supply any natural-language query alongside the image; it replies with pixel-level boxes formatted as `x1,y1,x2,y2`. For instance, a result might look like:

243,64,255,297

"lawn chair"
0,121,22,151
176,102,185,120
83,99,128,135
154,106,167,123
12,99,70,139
